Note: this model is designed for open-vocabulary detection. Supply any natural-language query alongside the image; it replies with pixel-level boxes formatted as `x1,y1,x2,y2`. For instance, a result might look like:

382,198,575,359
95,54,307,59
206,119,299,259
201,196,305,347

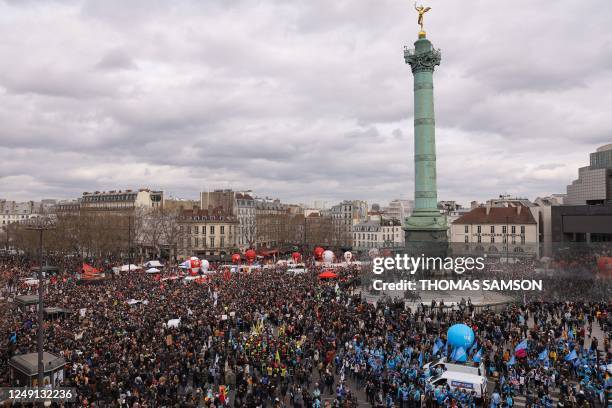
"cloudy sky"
1,0,611,207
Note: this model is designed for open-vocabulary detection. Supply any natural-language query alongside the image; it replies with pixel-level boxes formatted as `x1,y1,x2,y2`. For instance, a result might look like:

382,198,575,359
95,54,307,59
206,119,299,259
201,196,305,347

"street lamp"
24,216,55,388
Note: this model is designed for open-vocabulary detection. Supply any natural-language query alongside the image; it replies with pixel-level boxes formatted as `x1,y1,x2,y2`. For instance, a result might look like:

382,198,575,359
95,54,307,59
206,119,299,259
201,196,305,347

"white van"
428,371,488,399
423,358,485,377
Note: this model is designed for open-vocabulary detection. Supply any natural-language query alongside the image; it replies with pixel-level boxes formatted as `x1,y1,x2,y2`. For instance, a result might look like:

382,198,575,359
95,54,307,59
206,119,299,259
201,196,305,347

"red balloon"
313,247,325,260
292,252,302,262
245,249,257,264
231,253,241,264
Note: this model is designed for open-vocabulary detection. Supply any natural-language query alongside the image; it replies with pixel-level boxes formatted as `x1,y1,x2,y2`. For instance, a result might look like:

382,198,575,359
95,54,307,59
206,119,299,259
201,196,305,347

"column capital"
404,47,441,73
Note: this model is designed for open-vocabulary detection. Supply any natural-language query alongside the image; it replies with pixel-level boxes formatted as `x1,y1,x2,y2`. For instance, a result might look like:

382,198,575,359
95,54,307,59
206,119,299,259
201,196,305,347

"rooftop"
453,206,536,225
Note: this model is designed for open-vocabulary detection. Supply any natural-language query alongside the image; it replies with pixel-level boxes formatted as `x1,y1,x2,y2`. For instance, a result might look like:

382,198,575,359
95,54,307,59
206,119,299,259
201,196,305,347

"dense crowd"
0,254,610,407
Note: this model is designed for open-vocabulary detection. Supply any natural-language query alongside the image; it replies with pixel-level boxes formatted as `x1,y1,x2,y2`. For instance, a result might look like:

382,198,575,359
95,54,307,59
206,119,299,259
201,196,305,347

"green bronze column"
404,32,448,250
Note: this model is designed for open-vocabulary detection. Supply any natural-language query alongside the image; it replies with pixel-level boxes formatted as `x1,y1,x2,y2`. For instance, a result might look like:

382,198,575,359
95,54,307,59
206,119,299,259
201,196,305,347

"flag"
433,338,444,355
418,351,423,368
514,339,528,352
451,347,466,362
565,350,577,361
538,349,549,361
473,348,483,363
507,355,516,366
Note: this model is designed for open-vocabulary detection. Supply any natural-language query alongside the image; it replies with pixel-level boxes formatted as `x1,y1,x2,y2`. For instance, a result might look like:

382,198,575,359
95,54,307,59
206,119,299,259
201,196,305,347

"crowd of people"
0,253,610,407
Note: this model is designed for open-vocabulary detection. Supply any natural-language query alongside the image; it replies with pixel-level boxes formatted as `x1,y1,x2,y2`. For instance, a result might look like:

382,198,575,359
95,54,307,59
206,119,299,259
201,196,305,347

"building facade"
177,208,238,259
352,219,404,251
0,200,42,225
450,205,538,258
329,200,368,248
566,144,612,205
80,189,163,213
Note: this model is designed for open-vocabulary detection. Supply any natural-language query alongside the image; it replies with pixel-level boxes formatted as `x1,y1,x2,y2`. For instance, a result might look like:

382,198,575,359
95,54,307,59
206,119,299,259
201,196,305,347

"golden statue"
414,2,431,33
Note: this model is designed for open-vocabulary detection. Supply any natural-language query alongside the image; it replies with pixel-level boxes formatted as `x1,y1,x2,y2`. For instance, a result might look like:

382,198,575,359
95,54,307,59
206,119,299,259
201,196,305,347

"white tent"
120,264,141,272
144,260,163,268
146,268,161,274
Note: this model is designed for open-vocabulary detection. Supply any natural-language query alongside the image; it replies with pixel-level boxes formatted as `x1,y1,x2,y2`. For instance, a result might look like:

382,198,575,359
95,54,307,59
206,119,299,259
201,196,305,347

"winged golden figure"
414,2,432,31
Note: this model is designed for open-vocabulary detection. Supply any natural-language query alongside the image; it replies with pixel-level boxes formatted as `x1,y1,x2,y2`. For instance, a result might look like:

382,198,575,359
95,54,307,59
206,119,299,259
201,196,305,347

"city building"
566,144,612,205
352,219,404,251
80,189,163,213
177,208,238,259
200,190,257,251
382,199,413,222
0,200,42,225
551,204,612,243
450,204,539,259
329,200,368,248
163,197,200,211
254,197,289,250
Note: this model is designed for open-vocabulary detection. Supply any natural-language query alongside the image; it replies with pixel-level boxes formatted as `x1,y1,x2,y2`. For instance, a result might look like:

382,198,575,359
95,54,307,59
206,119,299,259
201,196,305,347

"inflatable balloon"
447,324,475,349
188,257,201,276
245,249,257,264
231,253,241,264
322,250,334,263
201,259,209,272
313,247,325,261
292,252,302,263
343,251,353,263
368,248,380,258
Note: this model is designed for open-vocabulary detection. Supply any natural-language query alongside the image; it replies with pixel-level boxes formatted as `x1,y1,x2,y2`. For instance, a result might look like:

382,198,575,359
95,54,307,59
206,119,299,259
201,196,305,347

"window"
210,237,215,247
210,226,215,235
512,236,516,244
464,235,469,243
521,236,525,244
511,226,516,234
477,226,481,233
477,236,481,243
491,236,495,243
220,237,225,247
490,226,495,234
503,236,507,244
464,225,469,233
502,225,507,234
195,237,199,247
220,226,225,235
194,226,199,234
520,225,525,234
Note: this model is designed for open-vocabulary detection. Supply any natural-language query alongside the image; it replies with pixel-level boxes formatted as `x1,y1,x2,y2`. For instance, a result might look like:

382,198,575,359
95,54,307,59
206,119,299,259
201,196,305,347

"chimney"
517,206,522,215
485,204,491,216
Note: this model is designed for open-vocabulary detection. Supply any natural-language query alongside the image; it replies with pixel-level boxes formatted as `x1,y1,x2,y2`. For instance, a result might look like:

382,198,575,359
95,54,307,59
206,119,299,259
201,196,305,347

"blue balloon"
447,324,475,349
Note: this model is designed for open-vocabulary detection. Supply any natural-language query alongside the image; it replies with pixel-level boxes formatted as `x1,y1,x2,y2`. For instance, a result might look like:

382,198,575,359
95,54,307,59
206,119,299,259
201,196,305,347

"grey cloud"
0,0,611,206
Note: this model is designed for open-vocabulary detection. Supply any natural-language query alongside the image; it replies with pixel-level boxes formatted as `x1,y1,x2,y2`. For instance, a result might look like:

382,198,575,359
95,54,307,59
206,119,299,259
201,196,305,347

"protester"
0,252,610,407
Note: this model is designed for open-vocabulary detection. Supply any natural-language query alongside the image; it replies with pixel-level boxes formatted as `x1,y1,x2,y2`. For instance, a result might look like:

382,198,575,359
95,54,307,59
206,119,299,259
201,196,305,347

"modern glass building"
566,144,612,205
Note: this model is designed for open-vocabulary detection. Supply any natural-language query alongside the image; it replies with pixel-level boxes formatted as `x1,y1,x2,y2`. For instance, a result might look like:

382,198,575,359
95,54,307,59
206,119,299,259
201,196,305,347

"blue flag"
473,348,483,363
451,347,467,362
507,355,516,366
514,339,528,352
565,350,578,361
418,351,423,368
568,329,574,340
433,338,444,355
538,349,549,361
